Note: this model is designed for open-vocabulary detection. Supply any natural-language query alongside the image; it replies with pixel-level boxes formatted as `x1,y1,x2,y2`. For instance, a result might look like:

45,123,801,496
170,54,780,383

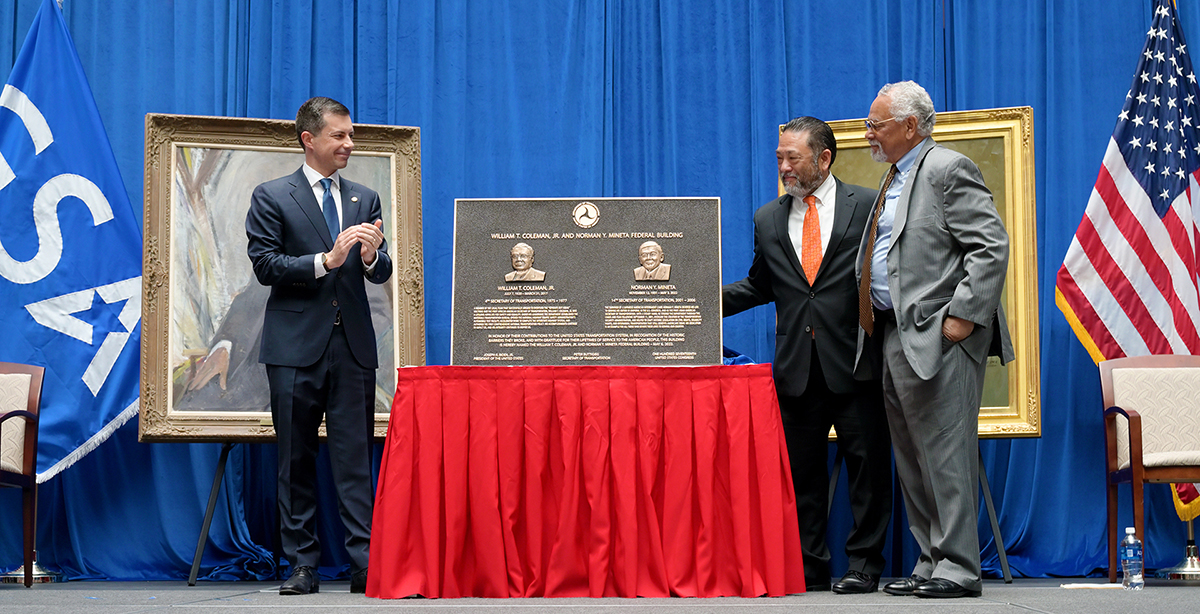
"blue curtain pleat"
0,0,1193,581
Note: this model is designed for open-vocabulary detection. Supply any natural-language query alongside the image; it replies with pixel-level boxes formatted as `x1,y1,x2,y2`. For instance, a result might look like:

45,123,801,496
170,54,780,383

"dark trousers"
267,324,376,572
779,341,892,583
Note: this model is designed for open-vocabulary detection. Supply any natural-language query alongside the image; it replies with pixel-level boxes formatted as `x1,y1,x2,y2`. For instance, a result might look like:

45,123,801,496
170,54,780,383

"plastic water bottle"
1121,526,1144,590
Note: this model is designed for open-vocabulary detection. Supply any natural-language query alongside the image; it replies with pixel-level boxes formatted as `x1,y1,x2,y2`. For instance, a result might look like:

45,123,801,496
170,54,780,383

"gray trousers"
881,319,986,591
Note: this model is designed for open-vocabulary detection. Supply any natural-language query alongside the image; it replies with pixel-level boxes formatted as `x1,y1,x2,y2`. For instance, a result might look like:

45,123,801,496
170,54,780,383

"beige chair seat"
1121,452,1200,470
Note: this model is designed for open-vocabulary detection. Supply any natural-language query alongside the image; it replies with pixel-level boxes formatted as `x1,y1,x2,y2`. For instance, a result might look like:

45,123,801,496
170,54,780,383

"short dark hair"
781,116,837,166
295,96,351,148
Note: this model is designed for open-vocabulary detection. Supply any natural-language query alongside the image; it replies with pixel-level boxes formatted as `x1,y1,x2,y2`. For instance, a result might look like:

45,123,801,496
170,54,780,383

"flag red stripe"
1194,223,1200,277
1178,483,1200,504
1055,267,1124,359
1157,206,1200,352
1192,177,1200,276
1073,208,1174,353
1095,166,1177,296
1094,165,1193,351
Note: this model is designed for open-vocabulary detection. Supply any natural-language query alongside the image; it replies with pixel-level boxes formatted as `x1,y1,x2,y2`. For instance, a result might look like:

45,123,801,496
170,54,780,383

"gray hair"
878,81,936,137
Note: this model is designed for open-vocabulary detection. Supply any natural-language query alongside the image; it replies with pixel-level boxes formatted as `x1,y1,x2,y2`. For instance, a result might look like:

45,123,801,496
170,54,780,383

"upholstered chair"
1101,355,1200,582
0,362,45,588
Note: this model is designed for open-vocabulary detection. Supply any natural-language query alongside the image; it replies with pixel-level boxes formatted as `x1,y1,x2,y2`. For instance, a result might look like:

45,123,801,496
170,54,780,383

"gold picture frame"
787,106,1040,438
139,114,424,442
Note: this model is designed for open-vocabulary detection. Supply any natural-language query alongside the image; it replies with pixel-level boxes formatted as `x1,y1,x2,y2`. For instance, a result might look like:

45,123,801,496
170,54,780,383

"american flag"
1056,0,1200,361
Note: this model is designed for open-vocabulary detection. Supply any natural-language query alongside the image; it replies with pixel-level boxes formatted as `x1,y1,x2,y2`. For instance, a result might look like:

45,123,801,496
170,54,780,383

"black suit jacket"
723,178,876,397
246,167,393,369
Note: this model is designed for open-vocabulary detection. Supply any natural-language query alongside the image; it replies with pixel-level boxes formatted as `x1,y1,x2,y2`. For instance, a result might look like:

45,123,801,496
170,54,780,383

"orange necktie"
801,194,821,286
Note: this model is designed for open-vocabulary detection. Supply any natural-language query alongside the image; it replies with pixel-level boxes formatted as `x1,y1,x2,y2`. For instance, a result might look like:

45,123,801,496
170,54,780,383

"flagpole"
0,560,65,584
0,489,64,584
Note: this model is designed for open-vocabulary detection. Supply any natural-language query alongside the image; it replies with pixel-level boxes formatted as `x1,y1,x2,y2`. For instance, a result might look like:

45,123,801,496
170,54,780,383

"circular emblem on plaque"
573,202,599,228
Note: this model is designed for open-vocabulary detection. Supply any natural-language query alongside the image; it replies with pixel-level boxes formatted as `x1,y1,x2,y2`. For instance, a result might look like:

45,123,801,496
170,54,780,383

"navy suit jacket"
723,178,876,397
246,167,393,369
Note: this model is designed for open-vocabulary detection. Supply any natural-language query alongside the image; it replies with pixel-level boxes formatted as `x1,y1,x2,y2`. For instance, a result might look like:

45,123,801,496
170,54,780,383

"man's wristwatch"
320,252,331,271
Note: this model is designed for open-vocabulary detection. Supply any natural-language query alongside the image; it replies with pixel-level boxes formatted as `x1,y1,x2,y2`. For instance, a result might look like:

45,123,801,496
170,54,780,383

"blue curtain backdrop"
0,0,1190,581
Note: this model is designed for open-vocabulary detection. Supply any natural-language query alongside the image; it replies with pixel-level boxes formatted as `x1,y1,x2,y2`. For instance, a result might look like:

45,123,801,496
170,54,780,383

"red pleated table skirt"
367,364,806,598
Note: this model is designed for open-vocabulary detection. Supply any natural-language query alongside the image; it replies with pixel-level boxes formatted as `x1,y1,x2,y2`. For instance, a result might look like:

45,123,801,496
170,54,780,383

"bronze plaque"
452,198,722,365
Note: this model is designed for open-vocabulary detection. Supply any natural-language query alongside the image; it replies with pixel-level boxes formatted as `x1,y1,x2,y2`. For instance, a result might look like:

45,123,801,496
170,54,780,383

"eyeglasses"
864,116,902,132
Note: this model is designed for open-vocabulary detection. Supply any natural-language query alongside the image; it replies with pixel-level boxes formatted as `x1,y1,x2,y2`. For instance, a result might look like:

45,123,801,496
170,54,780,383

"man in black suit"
246,96,393,595
723,116,891,594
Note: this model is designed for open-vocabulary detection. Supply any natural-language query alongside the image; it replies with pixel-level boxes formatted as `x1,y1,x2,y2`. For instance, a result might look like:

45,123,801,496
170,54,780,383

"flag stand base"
0,559,65,584
1164,541,1200,580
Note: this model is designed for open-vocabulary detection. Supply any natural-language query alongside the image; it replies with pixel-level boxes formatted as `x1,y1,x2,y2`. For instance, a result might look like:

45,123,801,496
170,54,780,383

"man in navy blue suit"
246,96,393,596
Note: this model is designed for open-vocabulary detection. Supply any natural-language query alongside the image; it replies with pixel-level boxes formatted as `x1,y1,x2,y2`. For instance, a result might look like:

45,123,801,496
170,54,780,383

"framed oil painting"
788,106,1040,438
139,114,423,442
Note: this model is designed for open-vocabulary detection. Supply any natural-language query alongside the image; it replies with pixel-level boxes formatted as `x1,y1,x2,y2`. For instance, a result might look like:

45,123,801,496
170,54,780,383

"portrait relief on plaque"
504,242,546,282
634,240,671,281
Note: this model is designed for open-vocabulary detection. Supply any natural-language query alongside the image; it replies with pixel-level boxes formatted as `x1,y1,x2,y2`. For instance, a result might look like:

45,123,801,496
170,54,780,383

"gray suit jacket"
854,139,1015,381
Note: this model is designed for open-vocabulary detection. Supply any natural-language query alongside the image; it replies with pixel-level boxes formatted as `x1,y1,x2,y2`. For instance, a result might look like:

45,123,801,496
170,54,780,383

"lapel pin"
351,196,359,202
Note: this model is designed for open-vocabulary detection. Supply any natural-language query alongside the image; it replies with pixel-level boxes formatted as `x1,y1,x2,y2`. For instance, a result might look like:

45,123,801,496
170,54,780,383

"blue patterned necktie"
320,177,339,239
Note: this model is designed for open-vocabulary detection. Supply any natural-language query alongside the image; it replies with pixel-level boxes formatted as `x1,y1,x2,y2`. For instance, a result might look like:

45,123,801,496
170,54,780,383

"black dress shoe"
280,566,319,595
804,578,831,592
350,568,368,594
832,570,878,594
883,574,927,596
913,577,982,598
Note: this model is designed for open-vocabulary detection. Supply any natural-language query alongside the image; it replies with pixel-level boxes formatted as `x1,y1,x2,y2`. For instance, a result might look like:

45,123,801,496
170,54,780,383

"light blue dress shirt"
870,137,930,310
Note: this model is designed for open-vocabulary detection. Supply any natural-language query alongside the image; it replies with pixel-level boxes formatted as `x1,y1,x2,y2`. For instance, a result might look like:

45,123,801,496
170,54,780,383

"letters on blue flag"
0,0,142,481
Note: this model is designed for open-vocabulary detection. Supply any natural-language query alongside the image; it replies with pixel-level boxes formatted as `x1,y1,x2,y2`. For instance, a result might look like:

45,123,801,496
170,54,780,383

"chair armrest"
1104,405,1144,481
1103,405,1137,419
0,410,35,425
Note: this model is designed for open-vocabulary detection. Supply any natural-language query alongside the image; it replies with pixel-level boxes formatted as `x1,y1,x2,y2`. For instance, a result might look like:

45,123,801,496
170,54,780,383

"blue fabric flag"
0,0,141,481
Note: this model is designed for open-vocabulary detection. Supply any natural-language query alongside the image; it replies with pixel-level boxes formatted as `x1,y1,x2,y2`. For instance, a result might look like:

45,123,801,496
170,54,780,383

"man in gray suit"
854,81,1014,599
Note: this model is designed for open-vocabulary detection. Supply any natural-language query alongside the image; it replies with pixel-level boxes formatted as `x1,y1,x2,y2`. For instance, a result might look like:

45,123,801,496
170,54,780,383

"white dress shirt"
788,172,837,264
303,164,344,278
301,164,378,278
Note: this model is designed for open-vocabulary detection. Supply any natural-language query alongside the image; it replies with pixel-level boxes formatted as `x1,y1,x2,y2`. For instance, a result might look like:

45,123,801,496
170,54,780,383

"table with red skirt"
366,364,806,598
